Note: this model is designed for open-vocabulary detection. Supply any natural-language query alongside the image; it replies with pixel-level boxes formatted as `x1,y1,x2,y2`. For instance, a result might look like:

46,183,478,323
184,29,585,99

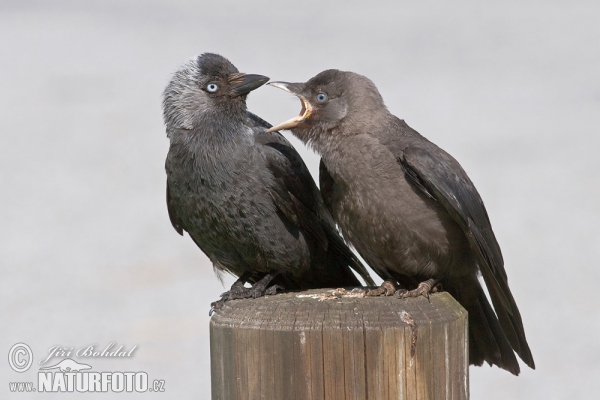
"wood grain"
210,289,468,400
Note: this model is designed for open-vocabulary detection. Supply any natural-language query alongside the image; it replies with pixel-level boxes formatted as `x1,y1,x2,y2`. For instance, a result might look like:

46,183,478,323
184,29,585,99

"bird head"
266,69,386,144
163,53,269,133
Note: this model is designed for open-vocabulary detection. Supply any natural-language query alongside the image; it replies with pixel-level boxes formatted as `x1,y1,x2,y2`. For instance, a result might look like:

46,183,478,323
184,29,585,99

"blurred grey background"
1,0,599,398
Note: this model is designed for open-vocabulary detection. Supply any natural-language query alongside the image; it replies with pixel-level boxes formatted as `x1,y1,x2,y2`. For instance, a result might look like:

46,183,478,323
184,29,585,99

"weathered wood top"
211,288,466,330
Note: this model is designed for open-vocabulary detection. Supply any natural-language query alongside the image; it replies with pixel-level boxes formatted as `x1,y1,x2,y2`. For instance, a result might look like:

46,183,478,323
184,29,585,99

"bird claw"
366,280,398,296
215,286,258,302
209,272,283,314
209,299,226,316
220,280,247,297
393,278,439,302
251,286,264,299
265,285,284,296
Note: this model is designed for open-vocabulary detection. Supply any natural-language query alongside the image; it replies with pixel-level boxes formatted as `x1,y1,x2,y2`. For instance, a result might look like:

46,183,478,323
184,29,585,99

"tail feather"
447,278,521,375
321,249,364,287
327,232,375,286
479,264,535,369
289,194,374,287
468,219,535,369
474,288,521,375
468,299,501,367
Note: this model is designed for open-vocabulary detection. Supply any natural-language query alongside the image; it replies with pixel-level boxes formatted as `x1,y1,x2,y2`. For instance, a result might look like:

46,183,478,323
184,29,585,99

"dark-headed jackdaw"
163,55,373,311
267,70,534,375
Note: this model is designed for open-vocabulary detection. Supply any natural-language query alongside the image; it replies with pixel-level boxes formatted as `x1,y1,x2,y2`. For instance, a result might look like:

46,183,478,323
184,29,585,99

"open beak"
228,73,270,97
265,82,311,133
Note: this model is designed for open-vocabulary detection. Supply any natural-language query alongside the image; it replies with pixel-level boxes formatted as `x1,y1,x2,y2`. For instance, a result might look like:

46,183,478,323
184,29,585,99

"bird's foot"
229,279,247,292
209,272,282,316
264,284,284,296
394,278,440,301
366,280,398,296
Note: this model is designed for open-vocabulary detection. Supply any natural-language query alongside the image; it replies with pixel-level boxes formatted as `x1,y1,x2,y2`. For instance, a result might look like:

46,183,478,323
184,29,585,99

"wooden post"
210,288,468,400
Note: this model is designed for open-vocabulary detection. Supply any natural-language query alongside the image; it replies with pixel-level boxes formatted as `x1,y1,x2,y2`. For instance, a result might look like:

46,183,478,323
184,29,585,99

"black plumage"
267,69,534,375
163,56,373,310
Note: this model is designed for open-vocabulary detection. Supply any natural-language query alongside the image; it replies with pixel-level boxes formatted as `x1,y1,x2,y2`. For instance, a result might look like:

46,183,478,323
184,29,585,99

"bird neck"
168,114,255,173
295,109,390,157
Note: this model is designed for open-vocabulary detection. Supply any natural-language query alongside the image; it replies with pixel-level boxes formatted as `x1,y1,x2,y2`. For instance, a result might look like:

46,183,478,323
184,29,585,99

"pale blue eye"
316,93,327,103
206,83,218,93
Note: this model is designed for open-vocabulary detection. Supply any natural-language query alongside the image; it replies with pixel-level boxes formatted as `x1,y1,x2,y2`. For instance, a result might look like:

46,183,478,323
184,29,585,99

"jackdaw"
162,55,373,311
267,69,534,375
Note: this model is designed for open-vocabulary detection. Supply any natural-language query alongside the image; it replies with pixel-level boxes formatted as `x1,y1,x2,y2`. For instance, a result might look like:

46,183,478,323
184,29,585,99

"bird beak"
265,82,312,133
228,73,270,97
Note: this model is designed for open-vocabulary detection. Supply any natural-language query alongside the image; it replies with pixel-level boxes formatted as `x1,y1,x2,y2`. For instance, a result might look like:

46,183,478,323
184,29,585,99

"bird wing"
250,113,374,286
249,113,329,225
318,159,335,216
399,144,506,276
384,124,533,367
166,180,184,236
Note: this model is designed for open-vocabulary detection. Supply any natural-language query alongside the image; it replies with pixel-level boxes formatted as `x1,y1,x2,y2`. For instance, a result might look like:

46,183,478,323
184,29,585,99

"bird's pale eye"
206,83,219,93
316,93,328,103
